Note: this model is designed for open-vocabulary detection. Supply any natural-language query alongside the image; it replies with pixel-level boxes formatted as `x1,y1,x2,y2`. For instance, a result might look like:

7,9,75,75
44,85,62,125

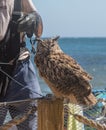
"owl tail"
69,93,97,106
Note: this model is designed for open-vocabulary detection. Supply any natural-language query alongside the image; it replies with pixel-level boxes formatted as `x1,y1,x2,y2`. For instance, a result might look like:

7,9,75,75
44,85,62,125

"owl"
34,36,97,106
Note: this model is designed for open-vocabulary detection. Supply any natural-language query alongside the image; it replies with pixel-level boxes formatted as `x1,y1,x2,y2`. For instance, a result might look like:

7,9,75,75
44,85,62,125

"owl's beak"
36,37,44,42
18,11,43,38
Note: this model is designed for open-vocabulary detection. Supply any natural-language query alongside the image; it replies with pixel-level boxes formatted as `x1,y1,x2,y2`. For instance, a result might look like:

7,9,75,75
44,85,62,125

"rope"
0,107,37,130
0,97,43,106
71,113,106,130
30,38,36,54
0,62,13,65
0,67,25,88
65,100,106,130
98,98,106,103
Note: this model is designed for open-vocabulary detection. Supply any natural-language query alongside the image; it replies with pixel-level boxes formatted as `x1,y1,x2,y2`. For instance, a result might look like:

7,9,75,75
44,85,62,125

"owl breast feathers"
34,36,97,106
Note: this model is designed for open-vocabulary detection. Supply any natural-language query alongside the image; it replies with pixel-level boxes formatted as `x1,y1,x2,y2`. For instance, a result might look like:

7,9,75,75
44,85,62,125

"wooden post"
38,98,64,130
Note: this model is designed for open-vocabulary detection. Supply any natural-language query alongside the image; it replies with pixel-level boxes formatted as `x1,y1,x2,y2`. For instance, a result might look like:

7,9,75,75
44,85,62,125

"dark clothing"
0,0,21,97
0,0,42,129
0,21,20,97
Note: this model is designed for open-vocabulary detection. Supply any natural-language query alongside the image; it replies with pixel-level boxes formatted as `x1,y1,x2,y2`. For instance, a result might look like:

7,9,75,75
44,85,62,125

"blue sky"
33,0,106,37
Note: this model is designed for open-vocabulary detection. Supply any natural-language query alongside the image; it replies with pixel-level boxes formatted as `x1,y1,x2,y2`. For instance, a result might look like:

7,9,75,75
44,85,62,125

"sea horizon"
42,36,106,39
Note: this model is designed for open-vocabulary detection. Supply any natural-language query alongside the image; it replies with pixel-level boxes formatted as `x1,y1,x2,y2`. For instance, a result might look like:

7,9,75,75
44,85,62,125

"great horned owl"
34,36,97,106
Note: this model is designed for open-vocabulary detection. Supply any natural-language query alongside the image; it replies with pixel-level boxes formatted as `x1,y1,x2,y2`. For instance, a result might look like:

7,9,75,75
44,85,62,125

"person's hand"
17,11,43,38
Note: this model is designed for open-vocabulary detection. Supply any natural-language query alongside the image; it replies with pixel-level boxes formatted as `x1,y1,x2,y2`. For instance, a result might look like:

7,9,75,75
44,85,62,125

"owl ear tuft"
52,36,60,41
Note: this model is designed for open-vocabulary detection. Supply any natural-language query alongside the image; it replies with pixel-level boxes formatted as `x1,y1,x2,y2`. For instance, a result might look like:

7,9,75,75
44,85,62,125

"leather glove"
17,11,43,38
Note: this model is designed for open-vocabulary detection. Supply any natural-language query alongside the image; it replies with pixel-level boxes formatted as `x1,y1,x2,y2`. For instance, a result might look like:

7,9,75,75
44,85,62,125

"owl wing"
46,53,92,80
40,53,92,96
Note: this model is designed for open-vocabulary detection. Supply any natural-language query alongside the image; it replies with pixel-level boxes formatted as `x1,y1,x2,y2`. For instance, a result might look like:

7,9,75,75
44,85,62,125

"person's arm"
22,0,37,14
0,0,14,41
21,0,43,37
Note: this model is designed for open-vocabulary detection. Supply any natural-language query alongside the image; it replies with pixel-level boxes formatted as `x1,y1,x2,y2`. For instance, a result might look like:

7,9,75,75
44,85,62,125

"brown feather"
35,37,97,106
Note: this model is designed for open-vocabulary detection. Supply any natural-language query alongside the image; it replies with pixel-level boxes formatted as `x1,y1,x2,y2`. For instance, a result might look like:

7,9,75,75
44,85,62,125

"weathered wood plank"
38,98,64,130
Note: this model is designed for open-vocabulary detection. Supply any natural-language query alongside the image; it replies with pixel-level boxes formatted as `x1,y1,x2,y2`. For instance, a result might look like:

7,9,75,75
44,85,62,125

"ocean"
27,37,106,95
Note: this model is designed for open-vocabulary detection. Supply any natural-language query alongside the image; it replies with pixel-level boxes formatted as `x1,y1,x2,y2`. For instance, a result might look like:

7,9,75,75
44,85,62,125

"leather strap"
13,0,23,16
